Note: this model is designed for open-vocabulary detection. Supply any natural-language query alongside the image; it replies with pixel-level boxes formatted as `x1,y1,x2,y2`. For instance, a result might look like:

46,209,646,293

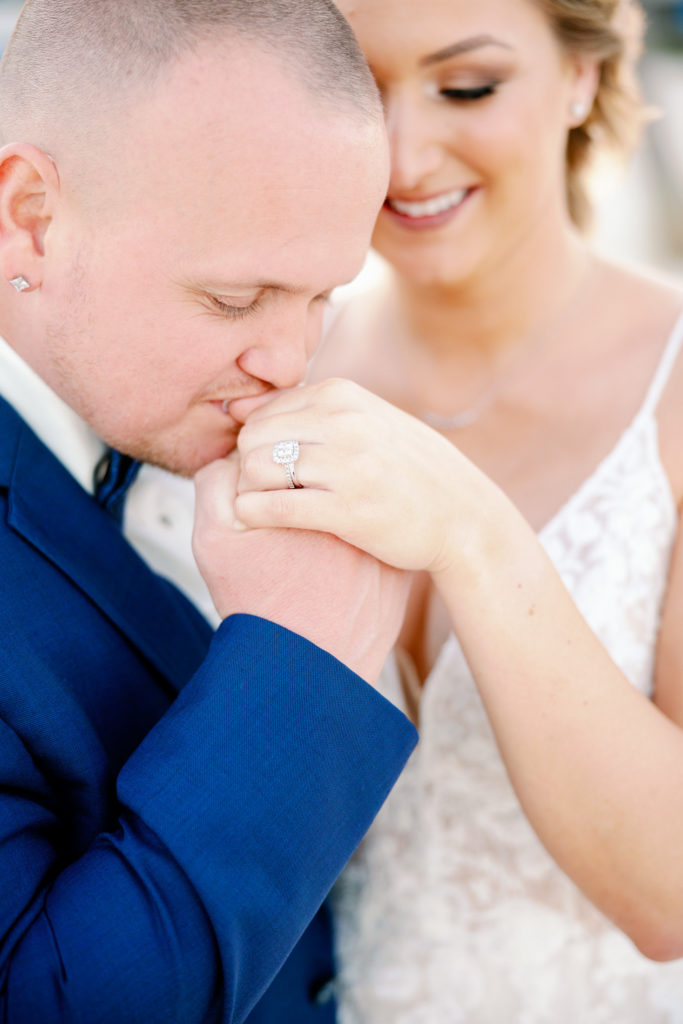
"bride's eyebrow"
419,34,513,67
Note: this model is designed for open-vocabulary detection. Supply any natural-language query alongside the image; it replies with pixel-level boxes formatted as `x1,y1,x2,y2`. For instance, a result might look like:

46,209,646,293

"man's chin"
129,435,239,479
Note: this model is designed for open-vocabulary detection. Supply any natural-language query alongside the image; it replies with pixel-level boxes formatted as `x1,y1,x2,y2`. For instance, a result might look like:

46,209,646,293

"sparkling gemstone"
272,440,300,464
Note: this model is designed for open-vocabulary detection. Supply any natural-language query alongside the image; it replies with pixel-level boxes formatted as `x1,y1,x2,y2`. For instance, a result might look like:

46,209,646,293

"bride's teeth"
390,189,467,218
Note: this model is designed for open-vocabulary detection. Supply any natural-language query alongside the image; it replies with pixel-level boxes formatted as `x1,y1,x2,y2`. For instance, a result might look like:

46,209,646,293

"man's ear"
0,143,60,291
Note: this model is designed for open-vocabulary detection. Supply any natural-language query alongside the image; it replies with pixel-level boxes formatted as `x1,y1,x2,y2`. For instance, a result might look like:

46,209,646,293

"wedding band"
272,439,304,489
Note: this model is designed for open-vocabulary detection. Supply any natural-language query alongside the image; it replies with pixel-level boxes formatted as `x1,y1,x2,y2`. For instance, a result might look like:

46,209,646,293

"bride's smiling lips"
382,186,476,230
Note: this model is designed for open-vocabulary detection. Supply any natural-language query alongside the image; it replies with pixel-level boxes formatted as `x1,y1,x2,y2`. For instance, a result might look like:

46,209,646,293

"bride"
231,0,683,1020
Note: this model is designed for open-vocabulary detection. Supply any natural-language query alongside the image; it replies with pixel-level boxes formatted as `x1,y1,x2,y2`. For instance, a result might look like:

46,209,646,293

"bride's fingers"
234,471,435,573
238,404,379,476
238,441,329,494
237,409,330,456
235,486,344,535
239,381,376,452
242,378,358,424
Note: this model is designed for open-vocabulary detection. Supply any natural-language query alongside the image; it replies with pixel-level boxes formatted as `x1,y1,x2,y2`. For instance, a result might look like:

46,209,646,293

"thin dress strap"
640,306,683,417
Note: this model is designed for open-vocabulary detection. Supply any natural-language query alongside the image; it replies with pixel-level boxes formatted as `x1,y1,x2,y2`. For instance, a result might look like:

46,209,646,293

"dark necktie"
93,448,141,524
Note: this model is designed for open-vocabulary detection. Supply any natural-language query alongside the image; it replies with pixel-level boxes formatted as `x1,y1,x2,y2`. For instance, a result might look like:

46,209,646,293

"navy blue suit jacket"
0,397,417,1023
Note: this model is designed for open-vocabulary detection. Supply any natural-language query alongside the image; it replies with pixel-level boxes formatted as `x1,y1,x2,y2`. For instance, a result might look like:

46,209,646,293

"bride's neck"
390,226,591,363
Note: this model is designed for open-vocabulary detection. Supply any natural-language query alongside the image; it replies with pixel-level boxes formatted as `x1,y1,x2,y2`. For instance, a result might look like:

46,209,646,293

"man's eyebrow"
195,279,300,295
419,34,513,68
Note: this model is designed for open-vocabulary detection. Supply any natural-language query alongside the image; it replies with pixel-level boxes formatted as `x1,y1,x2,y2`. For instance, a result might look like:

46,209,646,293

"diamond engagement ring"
272,440,304,489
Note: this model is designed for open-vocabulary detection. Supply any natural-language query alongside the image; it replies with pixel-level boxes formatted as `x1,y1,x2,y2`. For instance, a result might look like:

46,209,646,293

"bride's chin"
384,253,476,293
373,234,476,291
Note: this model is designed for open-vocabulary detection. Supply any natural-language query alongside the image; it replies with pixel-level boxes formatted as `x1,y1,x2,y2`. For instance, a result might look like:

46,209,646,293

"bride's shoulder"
618,261,683,499
597,257,683,320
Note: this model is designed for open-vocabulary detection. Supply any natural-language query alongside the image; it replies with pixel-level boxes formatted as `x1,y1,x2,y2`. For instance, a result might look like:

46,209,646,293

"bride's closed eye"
439,82,500,102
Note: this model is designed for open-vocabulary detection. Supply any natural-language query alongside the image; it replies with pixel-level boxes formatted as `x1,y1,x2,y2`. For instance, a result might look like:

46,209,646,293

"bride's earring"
569,100,589,125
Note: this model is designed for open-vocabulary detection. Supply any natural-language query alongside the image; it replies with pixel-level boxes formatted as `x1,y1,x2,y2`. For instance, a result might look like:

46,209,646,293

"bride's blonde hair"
535,0,647,228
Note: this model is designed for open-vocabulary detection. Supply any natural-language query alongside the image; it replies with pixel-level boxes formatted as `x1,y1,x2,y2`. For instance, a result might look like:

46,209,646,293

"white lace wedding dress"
332,312,683,1024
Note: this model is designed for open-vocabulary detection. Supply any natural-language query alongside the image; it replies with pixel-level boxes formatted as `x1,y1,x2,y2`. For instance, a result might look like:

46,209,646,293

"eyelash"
208,292,330,320
209,296,262,320
440,83,498,102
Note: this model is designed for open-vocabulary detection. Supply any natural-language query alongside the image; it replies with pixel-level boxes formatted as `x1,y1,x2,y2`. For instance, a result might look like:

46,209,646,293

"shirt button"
310,977,336,1005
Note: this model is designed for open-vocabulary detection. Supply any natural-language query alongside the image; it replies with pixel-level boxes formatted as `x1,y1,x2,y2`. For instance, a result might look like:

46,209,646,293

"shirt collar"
0,333,105,494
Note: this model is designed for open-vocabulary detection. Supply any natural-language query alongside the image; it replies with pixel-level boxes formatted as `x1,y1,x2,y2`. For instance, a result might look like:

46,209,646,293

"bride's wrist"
429,485,537,603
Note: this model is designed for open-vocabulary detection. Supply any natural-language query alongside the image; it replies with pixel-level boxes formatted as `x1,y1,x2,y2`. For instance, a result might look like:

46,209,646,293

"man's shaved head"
0,0,389,476
0,0,381,153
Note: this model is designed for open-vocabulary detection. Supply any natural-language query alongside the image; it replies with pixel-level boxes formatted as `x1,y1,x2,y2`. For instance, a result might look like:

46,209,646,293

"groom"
0,1,416,1021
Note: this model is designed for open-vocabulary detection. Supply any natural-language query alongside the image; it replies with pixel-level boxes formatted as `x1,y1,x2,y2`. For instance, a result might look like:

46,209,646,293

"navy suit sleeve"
0,614,417,1024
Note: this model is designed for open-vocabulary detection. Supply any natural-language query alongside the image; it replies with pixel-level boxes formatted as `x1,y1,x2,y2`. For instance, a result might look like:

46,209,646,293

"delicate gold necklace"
418,267,592,431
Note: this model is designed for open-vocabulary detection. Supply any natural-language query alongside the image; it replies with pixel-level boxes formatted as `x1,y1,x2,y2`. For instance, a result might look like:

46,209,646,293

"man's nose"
236,301,321,391
385,94,443,193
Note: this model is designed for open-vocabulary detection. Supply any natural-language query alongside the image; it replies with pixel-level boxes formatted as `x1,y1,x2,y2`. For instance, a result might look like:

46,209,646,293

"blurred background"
0,1,19,54
0,0,680,281
593,0,683,279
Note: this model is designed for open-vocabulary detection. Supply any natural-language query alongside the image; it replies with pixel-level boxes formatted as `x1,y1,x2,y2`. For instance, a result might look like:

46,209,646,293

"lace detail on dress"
333,319,683,1024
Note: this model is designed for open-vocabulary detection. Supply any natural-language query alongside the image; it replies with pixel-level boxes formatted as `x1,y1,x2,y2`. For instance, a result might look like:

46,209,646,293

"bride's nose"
384,92,445,193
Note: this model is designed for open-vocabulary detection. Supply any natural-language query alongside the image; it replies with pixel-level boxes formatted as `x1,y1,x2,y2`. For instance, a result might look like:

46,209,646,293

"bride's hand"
234,378,497,574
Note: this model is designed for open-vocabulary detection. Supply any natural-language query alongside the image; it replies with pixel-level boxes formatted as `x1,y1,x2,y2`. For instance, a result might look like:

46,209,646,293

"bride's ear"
566,53,600,128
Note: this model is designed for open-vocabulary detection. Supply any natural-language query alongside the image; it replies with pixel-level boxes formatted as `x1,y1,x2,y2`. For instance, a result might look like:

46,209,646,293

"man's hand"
193,454,410,683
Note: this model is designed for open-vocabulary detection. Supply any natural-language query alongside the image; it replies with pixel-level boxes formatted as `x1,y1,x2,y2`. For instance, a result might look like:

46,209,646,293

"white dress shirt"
0,334,218,625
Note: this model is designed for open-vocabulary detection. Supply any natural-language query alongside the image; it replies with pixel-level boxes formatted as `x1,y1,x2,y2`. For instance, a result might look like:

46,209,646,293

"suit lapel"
1,400,212,692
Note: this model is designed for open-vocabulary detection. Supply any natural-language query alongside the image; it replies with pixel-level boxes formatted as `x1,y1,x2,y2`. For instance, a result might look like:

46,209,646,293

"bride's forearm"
232,376,683,957
432,507,683,960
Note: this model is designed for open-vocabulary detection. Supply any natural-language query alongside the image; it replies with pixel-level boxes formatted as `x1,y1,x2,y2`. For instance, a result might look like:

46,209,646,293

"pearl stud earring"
9,276,31,293
570,101,588,123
